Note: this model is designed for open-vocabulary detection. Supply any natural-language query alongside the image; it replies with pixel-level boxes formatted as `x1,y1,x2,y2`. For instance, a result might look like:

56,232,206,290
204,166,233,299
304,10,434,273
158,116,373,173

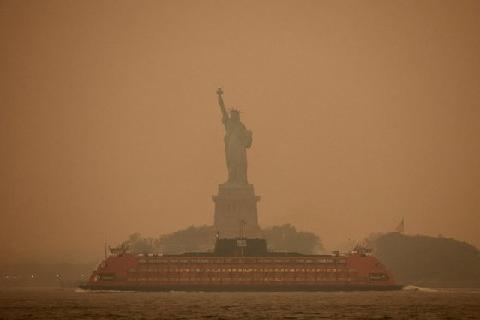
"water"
1,287,479,319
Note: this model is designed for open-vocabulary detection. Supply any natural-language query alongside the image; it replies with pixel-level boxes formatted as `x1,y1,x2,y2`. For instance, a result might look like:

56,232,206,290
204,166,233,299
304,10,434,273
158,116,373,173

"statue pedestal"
212,183,261,238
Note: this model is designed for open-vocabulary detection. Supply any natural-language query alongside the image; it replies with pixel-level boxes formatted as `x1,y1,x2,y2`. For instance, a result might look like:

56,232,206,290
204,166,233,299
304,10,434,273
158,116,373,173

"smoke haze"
1,0,479,263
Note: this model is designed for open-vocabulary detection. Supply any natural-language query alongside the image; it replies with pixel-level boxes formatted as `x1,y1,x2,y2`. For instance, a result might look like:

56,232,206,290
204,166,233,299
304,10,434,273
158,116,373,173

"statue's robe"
224,118,252,184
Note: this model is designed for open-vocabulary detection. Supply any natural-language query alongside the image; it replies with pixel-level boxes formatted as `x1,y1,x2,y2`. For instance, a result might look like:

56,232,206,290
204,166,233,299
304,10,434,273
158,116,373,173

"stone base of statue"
213,182,261,238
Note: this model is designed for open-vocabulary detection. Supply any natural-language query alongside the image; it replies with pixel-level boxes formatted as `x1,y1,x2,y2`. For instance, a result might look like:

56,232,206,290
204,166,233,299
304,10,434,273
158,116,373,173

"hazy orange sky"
1,0,479,263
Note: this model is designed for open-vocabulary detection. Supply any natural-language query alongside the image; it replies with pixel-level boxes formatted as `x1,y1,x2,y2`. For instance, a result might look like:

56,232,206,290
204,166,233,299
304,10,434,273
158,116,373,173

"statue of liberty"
216,88,252,185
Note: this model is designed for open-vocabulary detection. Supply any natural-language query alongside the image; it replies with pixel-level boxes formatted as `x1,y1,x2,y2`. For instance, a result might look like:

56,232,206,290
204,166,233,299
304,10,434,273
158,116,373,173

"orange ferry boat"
80,238,401,291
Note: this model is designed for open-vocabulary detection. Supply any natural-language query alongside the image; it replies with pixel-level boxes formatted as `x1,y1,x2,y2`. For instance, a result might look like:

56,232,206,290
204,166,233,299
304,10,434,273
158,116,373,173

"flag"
395,218,405,233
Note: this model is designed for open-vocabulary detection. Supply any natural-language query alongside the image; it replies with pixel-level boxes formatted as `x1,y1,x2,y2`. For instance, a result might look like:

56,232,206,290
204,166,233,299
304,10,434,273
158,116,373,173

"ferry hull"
79,283,403,292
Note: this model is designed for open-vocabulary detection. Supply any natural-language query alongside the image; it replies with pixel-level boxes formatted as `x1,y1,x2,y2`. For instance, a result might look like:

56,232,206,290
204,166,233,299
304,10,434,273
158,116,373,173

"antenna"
239,219,246,239
237,220,248,257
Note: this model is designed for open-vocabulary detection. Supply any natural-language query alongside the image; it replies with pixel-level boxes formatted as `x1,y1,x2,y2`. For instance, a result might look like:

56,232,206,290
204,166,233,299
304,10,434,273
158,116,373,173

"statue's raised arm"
217,88,228,123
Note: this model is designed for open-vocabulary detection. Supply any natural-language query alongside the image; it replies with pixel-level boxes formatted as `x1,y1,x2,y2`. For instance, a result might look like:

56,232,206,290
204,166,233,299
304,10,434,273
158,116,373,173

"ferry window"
99,273,115,281
369,273,388,281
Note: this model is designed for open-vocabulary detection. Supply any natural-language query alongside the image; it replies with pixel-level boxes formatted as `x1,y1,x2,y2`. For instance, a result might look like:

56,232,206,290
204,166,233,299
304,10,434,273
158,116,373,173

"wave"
402,285,438,293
